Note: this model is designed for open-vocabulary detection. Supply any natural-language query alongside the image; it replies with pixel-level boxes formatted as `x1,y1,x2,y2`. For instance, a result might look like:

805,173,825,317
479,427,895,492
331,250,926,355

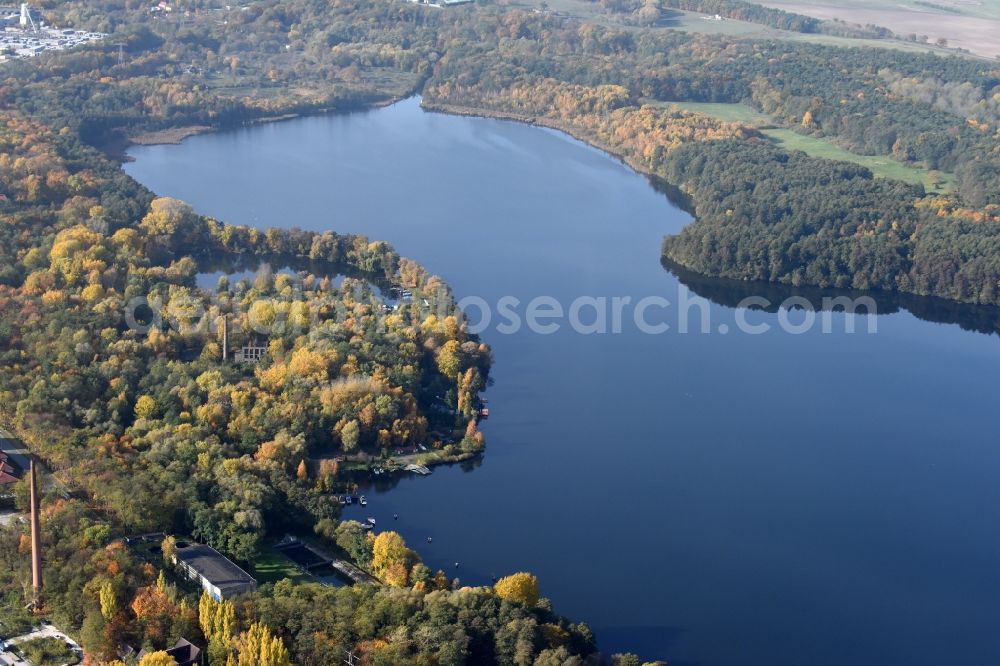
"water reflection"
126,96,1000,666
663,257,1000,338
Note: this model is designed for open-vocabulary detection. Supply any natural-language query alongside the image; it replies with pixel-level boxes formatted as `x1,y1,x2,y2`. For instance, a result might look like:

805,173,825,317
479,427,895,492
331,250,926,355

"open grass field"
517,0,965,56
254,547,309,584
658,100,775,124
661,101,954,192
654,8,969,55
761,129,954,192
758,0,1000,57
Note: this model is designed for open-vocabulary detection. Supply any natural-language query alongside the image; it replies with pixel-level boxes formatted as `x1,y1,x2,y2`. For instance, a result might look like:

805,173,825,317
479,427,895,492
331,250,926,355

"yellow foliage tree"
248,300,277,330
135,395,157,420
436,340,462,380
139,197,194,237
200,591,237,642
371,531,414,586
198,591,214,638
99,580,117,620
139,651,179,666
494,572,541,606
81,284,105,302
339,419,360,452
234,622,291,666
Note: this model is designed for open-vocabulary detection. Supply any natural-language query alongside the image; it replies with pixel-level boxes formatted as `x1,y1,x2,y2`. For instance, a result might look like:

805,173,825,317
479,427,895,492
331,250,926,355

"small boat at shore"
359,496,368,506
367,517,377,525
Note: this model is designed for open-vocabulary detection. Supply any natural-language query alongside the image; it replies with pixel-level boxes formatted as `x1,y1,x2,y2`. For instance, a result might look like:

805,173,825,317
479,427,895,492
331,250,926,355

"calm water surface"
126,97,1000,665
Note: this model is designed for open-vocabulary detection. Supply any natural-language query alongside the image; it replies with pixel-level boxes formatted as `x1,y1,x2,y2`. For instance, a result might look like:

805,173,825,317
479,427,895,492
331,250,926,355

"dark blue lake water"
126,97,1000,666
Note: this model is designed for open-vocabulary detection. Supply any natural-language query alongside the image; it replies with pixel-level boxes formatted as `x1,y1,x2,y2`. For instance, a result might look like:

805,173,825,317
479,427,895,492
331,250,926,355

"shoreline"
420,98,697,214
420,99,655,181
128,124,215,146
107,94,410,158
420,97,1000,311
118,93,1000,328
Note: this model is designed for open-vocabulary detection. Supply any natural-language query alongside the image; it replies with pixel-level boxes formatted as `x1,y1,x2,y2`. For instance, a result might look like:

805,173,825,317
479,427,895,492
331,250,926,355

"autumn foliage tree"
371,531,417,587
131,585,176,647
495,572,541,607
231,622,291,666
139,651,180,666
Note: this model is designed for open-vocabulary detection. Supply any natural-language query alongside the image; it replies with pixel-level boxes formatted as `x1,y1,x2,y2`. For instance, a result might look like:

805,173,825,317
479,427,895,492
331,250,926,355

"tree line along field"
756,0,1000,57
658,101,955,192
522,0,968,57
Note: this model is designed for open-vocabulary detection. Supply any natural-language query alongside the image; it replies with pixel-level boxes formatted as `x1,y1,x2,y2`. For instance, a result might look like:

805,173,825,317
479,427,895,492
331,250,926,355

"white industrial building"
173,541,258,600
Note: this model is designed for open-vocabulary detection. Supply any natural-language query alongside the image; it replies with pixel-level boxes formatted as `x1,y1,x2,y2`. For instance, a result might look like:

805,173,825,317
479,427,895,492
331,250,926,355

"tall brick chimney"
29,458,42,606
221,313,228,362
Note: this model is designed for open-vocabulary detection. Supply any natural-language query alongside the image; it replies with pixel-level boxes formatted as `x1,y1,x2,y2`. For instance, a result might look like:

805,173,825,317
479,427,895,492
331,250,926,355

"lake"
126,97,1000,665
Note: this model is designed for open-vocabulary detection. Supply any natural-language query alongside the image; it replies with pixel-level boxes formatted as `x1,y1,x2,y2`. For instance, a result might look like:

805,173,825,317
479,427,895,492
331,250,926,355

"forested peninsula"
420,29,1000,305
1,0,999,663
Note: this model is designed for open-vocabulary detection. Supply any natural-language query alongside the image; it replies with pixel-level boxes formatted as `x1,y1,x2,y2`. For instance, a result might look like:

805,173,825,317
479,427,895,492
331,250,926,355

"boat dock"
329,558,379,585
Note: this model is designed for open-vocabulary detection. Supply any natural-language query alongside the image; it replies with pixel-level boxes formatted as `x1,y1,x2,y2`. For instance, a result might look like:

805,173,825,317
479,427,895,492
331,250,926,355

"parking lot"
0,26,104,60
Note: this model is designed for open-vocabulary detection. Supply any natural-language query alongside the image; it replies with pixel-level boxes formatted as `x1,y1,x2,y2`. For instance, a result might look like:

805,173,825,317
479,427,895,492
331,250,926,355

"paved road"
0,646,28,666
0,511,24,526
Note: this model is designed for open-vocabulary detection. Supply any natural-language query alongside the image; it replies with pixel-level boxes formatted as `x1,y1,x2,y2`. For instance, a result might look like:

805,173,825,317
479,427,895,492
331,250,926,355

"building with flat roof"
173,541,256,600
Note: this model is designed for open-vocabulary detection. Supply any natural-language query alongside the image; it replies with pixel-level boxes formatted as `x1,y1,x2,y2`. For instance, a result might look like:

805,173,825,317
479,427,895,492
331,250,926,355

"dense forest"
1,0,999,663
0,5,608,662
418,9,1000,304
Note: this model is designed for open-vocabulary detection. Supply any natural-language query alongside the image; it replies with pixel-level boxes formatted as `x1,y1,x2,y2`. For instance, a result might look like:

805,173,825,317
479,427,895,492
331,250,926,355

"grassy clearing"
664,9,782,35
761,129,953,192
661,100,952,192
254,548,309,584
658,100,773,124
